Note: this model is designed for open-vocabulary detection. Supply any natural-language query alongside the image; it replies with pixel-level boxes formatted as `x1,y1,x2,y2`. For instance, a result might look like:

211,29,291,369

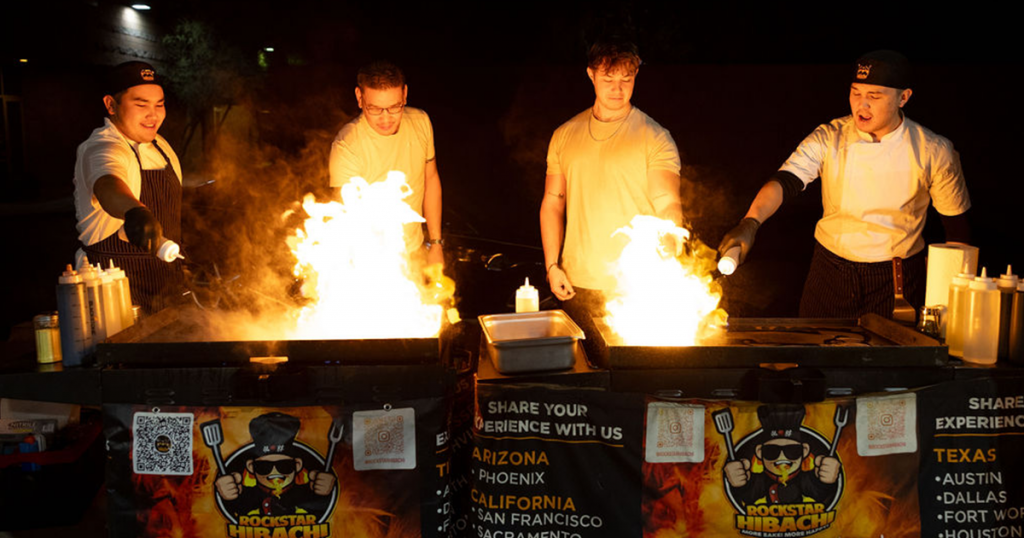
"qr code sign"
645,403,705,463
856,393,917,456
868,400,906,441
364,414,404,456
353,408,416,471
659,409,692,447
133,412,194,476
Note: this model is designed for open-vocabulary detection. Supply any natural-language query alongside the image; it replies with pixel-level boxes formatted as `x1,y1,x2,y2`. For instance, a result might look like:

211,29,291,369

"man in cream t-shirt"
541,39,683,343
329,61,443,266
719,50,971,317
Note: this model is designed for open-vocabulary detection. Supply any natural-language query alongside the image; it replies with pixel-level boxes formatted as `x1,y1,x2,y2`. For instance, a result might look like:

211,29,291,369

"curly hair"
587,39,641,75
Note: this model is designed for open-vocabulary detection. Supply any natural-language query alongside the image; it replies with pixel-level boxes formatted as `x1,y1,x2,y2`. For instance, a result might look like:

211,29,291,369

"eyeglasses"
761,444,803,460
363,103,405,116
252,459,296,475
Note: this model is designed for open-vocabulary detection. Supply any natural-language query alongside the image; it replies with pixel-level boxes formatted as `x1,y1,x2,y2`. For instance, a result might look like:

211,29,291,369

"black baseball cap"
105,61,161,96
852,50,912,90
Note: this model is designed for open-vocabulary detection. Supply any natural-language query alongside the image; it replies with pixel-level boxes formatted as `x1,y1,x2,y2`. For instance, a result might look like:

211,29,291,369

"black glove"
718,217,760,265
124,206,163,255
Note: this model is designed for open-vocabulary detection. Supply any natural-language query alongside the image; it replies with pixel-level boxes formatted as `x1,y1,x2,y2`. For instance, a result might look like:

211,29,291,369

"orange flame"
605,216,726,346
285,172,444,339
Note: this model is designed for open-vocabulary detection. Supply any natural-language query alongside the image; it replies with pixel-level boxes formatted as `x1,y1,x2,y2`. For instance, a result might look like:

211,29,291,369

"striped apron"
83,140,183,314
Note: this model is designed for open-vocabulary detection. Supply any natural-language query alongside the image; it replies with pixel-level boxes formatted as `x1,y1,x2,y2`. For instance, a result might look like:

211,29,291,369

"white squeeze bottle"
156,238,184,263
516,278,539,313
79,260,106,344
963,268,999,365
946,266,974,358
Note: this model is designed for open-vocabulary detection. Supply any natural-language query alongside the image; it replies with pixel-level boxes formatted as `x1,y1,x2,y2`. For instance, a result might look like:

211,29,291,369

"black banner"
918,374,1024,538
469,384,645,537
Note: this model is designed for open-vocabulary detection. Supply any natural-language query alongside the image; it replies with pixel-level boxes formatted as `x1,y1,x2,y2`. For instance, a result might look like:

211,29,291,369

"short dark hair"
587,39,641,75
356,61,405,91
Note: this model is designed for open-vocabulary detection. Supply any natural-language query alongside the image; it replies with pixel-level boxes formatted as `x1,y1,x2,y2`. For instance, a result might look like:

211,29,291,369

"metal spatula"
892,257,916,325
200,419,227,476
712,409,736,461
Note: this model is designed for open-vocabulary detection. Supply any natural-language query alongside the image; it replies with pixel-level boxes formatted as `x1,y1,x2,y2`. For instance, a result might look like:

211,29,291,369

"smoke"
180,88,352,341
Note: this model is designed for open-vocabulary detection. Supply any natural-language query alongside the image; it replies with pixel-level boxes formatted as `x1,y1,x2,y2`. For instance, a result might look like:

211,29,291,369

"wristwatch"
425,238,444,250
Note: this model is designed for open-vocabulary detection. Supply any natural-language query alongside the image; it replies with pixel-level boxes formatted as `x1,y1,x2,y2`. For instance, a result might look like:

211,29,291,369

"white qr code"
856,393,917,456
352,407,416,471
645,403,704,463
132,412,194,476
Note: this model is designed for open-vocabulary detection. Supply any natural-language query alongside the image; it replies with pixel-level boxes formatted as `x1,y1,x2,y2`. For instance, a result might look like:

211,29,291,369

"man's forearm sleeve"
768,170,805,204
940,212,972,245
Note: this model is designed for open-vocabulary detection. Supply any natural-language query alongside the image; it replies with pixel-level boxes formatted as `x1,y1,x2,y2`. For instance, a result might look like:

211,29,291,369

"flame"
604,215,726,346
285,172,444,339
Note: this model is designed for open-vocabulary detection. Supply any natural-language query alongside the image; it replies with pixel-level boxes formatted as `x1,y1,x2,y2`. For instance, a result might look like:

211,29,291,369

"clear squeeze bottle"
996,265,1018,360
98,268,123,338
106,260,134,329
946,267,974,357
56,265,92,366
963,268,1000,365
1009,280,1024,365
515,277,539,313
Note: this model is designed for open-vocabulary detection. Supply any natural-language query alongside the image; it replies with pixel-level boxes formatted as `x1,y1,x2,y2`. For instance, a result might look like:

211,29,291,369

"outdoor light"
131,3,151,10
19,59,28,63
264,47,275,52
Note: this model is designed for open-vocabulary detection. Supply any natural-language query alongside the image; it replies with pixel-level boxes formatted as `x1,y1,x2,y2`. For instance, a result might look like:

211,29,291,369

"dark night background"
1,1,1019,339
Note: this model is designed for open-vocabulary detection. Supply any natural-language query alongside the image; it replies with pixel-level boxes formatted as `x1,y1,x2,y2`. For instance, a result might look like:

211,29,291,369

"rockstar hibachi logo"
856,63,872,80
201,413,344,538
714,405,848,538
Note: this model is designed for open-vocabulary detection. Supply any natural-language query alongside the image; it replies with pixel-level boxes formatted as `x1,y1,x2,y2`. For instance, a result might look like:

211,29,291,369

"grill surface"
97,306,440,367
595,314,947,369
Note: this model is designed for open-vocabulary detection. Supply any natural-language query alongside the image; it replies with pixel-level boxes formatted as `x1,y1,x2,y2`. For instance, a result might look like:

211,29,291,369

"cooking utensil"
200,419,227,476
324,418,344,472
712,409,736,461
829,405,849,457
892,257,916,325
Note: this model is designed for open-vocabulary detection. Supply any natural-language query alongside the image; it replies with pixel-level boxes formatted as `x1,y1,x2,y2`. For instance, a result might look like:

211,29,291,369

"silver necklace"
588,107,632,142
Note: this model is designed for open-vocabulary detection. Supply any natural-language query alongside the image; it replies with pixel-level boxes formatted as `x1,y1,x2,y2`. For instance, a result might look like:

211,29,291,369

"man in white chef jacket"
718,50,971,318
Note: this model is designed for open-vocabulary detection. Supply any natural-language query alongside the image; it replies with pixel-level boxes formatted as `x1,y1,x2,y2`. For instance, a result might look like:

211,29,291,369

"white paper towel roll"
926,243,979,307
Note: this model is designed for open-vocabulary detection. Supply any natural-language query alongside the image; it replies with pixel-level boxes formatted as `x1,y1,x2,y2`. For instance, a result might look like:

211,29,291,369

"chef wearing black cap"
72,61,184,314
719,50,972,318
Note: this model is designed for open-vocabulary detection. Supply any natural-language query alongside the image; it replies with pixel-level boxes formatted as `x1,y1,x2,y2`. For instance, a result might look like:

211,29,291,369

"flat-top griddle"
595,314,946,369
97,306,439,367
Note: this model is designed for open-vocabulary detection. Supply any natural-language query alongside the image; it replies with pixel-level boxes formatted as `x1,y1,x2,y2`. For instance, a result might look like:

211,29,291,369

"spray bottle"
996,265,1018,360
56,265,92,366
516,278,539,313
963,268,999,365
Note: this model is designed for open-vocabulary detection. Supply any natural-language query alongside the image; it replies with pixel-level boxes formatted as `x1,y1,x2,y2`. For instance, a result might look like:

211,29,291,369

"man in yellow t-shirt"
329,61,444,265
540,39,683,340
